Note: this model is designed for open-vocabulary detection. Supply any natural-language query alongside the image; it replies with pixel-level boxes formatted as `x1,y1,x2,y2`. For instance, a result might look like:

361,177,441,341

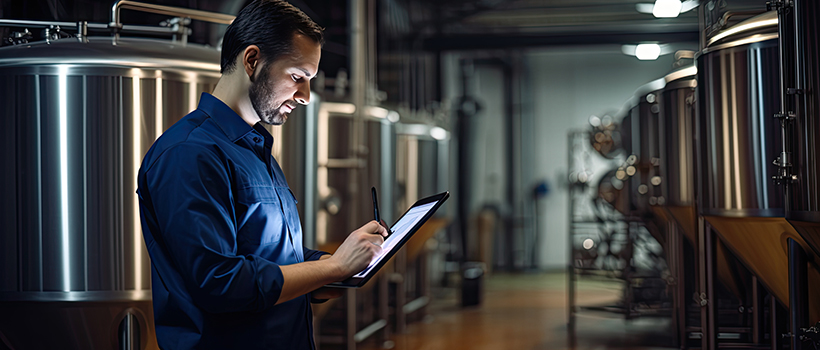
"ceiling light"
430,127,448,140
653,0,682,18
635,44,661,60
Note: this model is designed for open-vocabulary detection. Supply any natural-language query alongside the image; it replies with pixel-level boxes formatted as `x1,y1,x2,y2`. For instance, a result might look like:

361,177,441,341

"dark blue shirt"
137,93,327,349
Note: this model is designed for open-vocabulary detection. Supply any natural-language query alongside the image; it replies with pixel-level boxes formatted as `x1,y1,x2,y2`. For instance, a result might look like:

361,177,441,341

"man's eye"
292,74,301,82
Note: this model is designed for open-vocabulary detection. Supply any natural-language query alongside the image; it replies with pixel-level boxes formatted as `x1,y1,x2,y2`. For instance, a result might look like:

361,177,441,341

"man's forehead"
280,36,321,76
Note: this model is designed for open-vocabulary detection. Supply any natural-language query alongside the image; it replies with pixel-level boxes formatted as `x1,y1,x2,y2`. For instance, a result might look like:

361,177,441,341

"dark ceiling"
0,0,774,105
381,0,771,50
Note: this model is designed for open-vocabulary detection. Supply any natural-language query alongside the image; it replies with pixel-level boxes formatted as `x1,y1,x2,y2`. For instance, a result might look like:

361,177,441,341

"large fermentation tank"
622,81,664,218
657,64,747,344
696,10,782,218
394,122,450,214
786,0,820,259
622,81,668,250
0,37,220,349
696,10,820,320
316,104,396,245
659,65,697,241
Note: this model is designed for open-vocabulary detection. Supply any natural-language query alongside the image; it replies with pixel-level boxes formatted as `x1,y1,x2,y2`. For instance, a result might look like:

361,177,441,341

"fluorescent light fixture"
430,126,448,141
639,1,698,15
635,44,662,60
653,0,682,17
386,111,400,123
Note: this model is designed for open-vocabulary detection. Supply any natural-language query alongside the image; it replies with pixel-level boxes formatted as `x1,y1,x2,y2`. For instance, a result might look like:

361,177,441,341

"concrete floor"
360,272,676,350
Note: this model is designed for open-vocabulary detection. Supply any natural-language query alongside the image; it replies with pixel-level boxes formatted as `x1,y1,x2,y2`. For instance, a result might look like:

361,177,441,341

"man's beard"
249,68,293,126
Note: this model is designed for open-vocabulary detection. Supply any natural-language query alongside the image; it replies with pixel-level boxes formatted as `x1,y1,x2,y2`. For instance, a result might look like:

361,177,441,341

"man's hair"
220,0,324,74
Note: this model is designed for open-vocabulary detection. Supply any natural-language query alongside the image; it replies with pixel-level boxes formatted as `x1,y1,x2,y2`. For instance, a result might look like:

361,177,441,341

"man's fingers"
364,232,384,246
365,220,389,237
378,220,390,236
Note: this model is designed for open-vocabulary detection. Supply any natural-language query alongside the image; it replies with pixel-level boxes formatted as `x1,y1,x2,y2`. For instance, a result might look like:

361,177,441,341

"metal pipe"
788,238,808,350
110,0,234,28
793,0,804,93
0,19,190,37
0,19,88,28
752,275,760,343
699,218,716,350
774,1,796,205
771,295,779,350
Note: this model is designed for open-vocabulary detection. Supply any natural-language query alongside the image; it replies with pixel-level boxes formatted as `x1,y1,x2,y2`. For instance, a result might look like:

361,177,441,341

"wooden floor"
359,272,675,350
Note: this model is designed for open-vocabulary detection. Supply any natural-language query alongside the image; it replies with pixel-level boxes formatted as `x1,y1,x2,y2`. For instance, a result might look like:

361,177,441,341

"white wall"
442,45,692,270
525,46,678,269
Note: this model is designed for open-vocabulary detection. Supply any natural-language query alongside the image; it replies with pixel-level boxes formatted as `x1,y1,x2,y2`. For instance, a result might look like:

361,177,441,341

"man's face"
249,33,321,125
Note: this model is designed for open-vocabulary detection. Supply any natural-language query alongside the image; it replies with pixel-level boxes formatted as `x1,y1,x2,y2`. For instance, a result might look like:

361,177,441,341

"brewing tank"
693,12,820,320
696,11,783,217
659,66,697,209
658,65,698,245
316,105,396,245
786,0,820,257
0,37,221,349
622,79,665,215
394,122,450,215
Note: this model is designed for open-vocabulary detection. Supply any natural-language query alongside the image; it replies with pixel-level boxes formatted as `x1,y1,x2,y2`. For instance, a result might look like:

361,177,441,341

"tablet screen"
353,201,438,278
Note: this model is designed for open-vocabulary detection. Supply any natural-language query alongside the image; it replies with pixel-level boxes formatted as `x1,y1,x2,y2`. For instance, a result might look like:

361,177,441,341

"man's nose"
295,82,310,105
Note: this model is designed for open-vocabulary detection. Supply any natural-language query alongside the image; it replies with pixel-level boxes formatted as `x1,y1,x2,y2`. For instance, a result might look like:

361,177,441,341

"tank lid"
705,10,777,48
664,65,697,83
0,36,220,74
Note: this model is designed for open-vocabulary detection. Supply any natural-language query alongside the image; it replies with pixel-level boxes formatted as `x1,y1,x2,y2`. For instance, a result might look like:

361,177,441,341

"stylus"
371,187,380,223
371,187,389,236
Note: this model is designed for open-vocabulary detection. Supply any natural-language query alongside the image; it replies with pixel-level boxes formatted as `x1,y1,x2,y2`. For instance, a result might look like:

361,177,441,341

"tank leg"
699,218,716,350
788,238,808,350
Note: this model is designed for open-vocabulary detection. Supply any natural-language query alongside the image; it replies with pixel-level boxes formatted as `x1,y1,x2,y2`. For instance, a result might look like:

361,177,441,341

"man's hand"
328,221,388,278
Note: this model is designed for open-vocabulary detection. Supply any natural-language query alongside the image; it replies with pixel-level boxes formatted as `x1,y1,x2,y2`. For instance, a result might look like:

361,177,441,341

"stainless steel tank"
394,122,450,215
696,11,782,217
622,79,665,216
693,11,820,324
658,65,698,243
315,104,396,245
0,37,220,349
659,65,697,210
786,0,820,258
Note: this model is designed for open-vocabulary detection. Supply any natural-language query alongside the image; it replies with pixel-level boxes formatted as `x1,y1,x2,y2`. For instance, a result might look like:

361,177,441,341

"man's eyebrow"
295,67,316,79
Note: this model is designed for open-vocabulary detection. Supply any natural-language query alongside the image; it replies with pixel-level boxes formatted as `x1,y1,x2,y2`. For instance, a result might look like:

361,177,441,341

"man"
136,1,387,348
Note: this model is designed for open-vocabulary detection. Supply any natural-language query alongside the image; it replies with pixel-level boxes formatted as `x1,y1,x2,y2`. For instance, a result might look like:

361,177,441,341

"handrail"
0,19,103,29
110,0,234,29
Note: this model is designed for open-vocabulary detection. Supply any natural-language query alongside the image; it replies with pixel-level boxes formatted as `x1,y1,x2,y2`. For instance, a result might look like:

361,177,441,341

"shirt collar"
197,92,256,143
253,123,275,150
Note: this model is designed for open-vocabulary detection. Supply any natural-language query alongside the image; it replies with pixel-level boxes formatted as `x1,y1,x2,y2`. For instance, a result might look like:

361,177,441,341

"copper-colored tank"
696,11,820,320
786,0,820,263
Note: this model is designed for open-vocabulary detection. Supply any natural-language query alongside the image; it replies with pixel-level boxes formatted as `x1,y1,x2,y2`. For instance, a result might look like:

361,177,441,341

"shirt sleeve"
143,143,284,314
303,248,329,262
303,248,330,303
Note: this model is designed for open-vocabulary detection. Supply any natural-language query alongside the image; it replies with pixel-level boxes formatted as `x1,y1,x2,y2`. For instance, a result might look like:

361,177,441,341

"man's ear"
242,45,261,81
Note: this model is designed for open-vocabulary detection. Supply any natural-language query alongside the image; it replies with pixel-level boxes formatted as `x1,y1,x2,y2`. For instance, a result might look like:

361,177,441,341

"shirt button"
253,137,261,143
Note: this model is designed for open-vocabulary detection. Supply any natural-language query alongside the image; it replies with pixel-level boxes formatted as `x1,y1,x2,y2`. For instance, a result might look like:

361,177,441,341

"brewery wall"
440,47,682,269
